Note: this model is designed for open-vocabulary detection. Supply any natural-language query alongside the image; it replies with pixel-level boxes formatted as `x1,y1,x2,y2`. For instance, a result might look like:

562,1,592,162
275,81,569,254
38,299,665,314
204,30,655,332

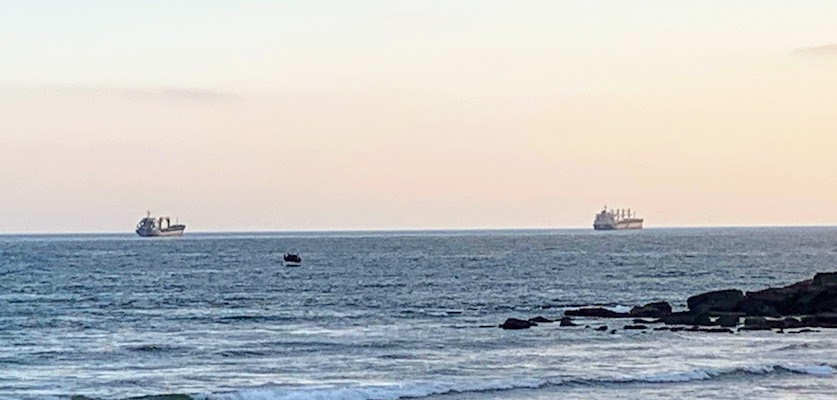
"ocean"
2,228,837,399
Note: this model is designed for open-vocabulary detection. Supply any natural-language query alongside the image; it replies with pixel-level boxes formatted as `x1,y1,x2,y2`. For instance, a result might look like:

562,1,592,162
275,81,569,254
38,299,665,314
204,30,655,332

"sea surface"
2,228,837,399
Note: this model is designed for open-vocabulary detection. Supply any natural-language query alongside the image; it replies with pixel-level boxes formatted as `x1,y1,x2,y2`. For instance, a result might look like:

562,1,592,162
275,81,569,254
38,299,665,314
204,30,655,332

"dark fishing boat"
283,253,302,267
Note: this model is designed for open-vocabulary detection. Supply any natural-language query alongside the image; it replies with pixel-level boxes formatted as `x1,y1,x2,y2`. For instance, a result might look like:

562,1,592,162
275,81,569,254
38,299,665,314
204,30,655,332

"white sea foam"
203,364,835,400
605,305,633,313
780,364,835,375
206,378,552,400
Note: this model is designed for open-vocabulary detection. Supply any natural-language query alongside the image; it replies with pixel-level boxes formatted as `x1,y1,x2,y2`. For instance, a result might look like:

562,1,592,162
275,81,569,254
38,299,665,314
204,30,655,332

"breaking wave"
34,363,834,400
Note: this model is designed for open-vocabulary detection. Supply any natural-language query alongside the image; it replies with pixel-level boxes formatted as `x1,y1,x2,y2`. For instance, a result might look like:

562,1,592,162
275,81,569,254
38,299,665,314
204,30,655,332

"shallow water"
1,228,836,399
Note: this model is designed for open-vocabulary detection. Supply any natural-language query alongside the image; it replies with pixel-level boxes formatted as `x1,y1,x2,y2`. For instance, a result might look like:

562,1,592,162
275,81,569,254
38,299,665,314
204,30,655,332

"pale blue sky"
1,1,836,232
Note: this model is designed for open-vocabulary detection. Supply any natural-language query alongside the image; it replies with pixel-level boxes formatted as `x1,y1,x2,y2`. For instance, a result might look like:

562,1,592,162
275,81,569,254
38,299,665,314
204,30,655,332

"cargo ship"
593,206,643,230
135,211,186,237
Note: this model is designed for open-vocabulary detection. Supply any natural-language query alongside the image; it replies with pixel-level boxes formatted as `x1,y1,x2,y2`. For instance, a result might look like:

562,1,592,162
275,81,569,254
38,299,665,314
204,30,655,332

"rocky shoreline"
499,272,837,333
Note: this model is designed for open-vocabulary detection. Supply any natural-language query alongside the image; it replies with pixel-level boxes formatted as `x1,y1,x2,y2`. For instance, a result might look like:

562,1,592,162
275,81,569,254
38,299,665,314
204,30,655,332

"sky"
1,0,836,233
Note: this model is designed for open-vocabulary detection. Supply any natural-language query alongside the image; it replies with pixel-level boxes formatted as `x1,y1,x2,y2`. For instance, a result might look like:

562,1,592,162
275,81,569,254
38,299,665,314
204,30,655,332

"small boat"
283,253,302,267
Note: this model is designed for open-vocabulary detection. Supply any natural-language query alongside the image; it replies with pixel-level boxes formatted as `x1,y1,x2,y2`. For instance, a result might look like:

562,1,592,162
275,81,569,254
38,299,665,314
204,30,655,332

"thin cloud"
791,43,837,57
3,85,243,102
119,88,243,102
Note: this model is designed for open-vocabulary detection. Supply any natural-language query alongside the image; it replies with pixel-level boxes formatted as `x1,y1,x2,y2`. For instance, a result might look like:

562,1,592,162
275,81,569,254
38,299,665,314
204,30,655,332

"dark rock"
744,316,768,328
479,324,496,328
654,326,670,331
595,325,608,331
662,311,698,325
685,325,700,332
564,307,631,318
708,311,746,318
630,301,673,318
716,314,740,327
700,327,733,333
781,317,805,329
529,316,553,324
500,318,536,330
738,326,771,331
688,289,744,314
801,313,837,328
814,272,837,287
694,313,715,326
736,297,781,317
669,327,685,332
739,278,837,316
633,318,662,324
743,316,802,329
559,317,578,327
623,325,648,330
609,329,617,334
788,329,818,334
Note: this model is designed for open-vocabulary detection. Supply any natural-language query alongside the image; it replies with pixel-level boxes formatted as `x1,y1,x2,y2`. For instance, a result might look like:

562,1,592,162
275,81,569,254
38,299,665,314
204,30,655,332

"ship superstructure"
593,206,643,230
135,211,186,237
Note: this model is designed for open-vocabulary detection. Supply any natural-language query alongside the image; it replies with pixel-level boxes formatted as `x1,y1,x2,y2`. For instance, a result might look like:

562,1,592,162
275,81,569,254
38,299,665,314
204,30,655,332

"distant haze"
2,1,837,233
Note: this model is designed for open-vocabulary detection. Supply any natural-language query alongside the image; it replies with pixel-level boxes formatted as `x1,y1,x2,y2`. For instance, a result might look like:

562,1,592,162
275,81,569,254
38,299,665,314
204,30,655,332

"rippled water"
2,228,837,399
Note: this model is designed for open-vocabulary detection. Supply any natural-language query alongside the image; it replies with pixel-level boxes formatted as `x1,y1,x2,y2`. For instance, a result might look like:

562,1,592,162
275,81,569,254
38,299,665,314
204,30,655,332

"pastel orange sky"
1,1,836,233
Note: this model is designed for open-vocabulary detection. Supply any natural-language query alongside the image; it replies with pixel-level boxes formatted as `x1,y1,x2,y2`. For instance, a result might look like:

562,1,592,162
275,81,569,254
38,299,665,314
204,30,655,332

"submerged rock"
565,307,631,318
737,326,771,331
595,325,608,331
632,318,662,324
528,316,553,324
500,318,536,330
623,324,648,330
700,327,734,334
559,317,578,327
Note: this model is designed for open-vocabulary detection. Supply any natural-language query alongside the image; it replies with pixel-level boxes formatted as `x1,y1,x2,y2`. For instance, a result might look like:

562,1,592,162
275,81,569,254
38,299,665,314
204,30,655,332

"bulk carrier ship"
593,206,643,230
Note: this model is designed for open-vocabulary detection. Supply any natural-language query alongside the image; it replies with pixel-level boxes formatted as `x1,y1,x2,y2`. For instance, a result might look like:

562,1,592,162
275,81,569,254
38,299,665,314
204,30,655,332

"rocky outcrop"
630,301,672,318
738,277,837,316
498,273,837,332
687,289,744,314
564,307,631,318
500,318,536,330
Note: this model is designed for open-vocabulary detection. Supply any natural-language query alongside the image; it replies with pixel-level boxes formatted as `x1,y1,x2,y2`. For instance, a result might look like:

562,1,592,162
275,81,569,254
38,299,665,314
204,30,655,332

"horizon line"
3,224,837,236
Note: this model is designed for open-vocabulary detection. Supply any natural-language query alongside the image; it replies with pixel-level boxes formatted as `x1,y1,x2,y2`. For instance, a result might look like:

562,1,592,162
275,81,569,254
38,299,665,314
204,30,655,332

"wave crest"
46,363,835,400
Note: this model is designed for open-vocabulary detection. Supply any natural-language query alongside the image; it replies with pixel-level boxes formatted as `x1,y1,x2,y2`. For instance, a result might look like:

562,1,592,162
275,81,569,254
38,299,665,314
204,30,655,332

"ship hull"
593,223,616,230
616,219,643,230
136,227,186,237
594,220,643,230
